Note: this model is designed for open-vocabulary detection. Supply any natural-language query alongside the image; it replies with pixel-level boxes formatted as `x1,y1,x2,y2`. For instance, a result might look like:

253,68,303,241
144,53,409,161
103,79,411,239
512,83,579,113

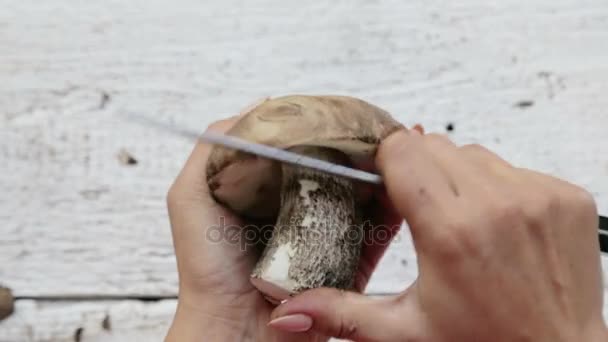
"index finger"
375,129,458,246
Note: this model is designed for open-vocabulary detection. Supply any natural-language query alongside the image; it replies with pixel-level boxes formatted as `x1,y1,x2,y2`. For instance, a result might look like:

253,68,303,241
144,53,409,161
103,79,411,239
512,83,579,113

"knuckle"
315,289,361,339
460,143,494,159
565,185,598,224
545,193,563,216
519,184,598,235
461,143,509,166
538,193,561,217
377,131,416,163
569,185,597,211
381,130,410,151
521,192,561,230
461,143,487,153
425,133,453,145
336,315,359,340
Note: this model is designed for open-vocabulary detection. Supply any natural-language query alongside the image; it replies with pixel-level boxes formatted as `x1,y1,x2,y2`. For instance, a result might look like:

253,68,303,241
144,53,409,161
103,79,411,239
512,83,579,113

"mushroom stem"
251,146,362,303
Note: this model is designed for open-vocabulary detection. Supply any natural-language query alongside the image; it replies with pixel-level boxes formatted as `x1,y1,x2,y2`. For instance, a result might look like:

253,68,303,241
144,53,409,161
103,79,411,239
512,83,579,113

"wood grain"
0,300,174,342
0,300,360,342
2,297,607,341
1,0,608,339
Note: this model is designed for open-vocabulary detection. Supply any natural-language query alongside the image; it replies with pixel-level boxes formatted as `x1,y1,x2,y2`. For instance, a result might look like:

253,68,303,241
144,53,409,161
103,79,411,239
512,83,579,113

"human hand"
269,129,608,342
164,100,404,342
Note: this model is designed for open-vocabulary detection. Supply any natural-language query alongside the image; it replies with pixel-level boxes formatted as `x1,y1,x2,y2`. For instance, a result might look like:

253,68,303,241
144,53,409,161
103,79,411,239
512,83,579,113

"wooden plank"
0,300,174,342
1,297,607,341
0,299,359,341
1,0,608,299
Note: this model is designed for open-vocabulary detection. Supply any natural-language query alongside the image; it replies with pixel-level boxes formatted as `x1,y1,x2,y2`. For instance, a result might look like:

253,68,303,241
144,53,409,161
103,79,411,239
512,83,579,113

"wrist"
165,298,254,342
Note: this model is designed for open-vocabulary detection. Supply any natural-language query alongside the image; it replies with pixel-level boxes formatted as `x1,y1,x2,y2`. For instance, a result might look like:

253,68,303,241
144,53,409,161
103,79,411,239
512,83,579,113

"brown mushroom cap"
206,95,403,219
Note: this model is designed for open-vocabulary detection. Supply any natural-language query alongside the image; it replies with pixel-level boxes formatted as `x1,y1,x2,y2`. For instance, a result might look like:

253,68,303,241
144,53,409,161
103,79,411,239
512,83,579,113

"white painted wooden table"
1,0,607,340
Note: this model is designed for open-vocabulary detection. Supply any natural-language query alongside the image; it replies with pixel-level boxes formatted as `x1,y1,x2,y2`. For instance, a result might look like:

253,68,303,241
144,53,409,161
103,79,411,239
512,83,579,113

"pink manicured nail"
268,314,313,333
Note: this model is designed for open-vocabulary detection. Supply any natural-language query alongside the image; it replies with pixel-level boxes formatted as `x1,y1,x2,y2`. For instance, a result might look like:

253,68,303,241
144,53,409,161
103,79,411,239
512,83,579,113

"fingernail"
268,314,313,333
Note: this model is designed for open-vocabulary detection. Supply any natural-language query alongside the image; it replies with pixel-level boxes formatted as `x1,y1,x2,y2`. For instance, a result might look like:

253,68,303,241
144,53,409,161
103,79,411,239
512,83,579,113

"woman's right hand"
270,129,607,342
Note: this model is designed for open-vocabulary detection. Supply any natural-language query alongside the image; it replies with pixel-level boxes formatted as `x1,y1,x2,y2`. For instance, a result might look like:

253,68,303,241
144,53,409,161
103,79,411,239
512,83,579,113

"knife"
124,113,608,253
124,113,382,184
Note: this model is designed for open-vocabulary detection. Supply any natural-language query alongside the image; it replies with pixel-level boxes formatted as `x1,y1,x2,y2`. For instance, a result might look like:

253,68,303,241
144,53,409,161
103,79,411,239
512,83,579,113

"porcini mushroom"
206,95,402,303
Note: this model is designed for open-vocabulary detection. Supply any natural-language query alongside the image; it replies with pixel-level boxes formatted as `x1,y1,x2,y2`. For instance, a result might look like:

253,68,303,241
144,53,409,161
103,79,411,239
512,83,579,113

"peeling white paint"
0,0,607,339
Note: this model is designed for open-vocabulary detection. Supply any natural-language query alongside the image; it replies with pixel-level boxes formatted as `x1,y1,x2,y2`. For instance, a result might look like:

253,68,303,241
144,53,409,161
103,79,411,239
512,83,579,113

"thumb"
268,287,423,341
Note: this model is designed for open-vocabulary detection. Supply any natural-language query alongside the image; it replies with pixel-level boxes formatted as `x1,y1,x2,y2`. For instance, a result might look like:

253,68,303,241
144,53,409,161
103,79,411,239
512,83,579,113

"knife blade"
199,131,383,185
124,113,608,253
124,112,383,185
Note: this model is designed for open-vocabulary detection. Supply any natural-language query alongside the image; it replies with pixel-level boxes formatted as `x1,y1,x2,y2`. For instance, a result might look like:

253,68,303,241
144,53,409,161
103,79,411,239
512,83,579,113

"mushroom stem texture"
251,146,362,303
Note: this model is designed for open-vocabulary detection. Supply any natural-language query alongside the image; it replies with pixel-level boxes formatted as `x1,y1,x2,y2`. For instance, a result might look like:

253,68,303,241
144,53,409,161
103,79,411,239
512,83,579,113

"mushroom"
206,95,402,303
0,285,14,321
